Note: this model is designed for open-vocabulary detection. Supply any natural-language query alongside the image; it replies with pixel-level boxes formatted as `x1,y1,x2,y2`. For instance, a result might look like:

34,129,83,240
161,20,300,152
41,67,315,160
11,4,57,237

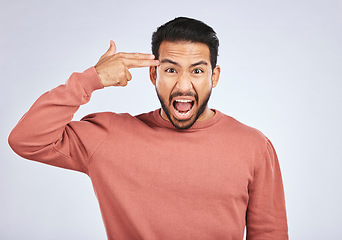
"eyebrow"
160,59,208,68
161,59,180,66
190,61,208,68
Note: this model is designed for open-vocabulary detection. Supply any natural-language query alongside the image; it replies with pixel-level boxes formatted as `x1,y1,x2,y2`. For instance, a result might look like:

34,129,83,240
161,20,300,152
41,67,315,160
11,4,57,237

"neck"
197,107,215,122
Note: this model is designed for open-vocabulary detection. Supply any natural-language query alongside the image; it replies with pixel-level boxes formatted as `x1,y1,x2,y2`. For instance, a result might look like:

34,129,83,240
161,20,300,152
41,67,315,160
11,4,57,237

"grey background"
1,0,341,239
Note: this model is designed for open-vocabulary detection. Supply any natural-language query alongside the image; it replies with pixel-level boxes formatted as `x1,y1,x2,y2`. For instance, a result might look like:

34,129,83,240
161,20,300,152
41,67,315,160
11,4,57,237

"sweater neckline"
152,108,222,130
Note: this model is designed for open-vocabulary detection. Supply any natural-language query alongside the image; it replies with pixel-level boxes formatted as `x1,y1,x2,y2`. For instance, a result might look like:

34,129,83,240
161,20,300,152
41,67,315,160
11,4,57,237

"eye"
192,68,203,74
165,68,176,73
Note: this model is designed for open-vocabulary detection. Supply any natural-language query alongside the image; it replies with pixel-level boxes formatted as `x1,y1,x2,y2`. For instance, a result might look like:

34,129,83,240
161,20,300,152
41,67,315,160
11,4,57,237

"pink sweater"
9,67,288,240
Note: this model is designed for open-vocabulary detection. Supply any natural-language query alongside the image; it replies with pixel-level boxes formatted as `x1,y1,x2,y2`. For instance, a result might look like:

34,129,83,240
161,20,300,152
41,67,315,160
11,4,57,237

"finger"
124,59,160,69
118,52,155,60
103,40,117,58
125,68,132,81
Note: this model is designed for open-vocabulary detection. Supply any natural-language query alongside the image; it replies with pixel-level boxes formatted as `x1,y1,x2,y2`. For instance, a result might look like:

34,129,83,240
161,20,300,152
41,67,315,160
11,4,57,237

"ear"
211,65,221,88
149,66,157,86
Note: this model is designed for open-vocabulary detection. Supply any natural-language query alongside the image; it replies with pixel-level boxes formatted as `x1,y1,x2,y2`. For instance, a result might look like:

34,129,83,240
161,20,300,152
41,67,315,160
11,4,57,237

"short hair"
151,17,219,70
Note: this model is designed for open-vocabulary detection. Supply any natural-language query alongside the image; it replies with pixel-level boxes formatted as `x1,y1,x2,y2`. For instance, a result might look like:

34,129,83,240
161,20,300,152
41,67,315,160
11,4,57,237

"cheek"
156,78,172,101
194,78,213,96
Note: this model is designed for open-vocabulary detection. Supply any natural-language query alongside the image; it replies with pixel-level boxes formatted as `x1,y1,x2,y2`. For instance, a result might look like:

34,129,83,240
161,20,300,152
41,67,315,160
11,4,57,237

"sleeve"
8,67,110,174
246,138,289,240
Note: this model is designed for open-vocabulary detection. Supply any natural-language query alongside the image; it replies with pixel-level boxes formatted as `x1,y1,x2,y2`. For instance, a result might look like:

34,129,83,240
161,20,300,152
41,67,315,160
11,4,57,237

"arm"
246,138,289,239
8,67,107,173
8,41,159,173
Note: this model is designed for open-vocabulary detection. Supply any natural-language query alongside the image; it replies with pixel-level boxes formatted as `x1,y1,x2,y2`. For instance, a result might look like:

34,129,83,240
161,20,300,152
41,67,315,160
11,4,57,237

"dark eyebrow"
160,59,208,68
190,61,208,68
160,59,180,66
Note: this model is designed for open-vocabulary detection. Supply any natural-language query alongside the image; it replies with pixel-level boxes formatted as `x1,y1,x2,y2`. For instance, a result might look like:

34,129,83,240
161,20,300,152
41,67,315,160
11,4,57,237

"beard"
156,88,212,129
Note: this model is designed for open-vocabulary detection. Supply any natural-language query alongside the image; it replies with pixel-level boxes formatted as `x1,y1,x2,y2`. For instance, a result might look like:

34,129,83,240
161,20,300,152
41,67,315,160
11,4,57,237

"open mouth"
172,99,195,119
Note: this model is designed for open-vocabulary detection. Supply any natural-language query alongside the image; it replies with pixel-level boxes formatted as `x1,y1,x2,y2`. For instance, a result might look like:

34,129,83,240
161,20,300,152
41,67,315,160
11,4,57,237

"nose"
175,73,193,92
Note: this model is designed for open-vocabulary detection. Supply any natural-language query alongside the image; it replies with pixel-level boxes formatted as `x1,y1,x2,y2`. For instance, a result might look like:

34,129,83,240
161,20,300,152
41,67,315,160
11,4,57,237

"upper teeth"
175,99,192,103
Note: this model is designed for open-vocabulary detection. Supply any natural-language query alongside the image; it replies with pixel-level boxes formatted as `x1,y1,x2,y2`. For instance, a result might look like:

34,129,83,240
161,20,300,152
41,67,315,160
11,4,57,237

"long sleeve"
8,67,110,173
246,138,288,239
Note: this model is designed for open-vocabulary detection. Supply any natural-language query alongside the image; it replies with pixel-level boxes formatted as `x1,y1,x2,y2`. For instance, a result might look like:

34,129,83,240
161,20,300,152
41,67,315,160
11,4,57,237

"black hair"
151,17,219,70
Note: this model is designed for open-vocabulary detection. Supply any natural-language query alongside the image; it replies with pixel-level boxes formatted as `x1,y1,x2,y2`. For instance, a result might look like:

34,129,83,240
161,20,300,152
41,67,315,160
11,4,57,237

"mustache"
169,91,198,103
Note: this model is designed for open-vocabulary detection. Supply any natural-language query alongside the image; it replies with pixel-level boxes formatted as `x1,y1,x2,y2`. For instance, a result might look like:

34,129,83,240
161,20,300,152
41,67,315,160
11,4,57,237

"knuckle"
120,57,126,65
118,72,126,79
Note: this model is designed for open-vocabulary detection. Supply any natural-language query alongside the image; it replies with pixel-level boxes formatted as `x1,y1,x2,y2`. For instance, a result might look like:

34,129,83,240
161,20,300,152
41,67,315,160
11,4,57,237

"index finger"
124,58,160,69
118,52,156,60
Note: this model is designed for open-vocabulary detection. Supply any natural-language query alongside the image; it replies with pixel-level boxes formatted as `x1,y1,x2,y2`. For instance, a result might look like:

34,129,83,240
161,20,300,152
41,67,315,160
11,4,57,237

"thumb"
104,40,117,57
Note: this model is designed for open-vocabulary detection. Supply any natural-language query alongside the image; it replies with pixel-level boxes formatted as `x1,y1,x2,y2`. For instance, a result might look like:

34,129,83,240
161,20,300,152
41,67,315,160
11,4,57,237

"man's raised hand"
95,40,159,87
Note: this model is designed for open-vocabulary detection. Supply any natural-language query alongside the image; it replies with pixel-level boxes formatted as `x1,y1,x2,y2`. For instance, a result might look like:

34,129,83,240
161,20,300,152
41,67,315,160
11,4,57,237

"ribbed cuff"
78,67,104,97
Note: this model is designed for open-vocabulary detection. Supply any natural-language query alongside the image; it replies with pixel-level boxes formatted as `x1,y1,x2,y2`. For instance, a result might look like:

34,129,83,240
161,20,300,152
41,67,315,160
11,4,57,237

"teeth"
175,99,192,103
176,110,190,116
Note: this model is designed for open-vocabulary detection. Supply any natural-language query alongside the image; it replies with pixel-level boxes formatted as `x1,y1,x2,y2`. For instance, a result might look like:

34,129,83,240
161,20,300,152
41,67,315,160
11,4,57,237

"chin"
170,117,196,129
156,89,211,130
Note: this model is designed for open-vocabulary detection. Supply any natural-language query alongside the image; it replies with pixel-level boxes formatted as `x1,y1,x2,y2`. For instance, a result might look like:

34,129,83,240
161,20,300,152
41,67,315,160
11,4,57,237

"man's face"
150,41,220,129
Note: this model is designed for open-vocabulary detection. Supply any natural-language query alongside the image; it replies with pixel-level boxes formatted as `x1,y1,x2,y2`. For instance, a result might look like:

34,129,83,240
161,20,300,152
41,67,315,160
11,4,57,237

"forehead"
158,41,210,64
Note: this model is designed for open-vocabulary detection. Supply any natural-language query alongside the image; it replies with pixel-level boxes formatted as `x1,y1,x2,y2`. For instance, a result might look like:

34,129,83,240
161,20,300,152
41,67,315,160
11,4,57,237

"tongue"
174,102,192,112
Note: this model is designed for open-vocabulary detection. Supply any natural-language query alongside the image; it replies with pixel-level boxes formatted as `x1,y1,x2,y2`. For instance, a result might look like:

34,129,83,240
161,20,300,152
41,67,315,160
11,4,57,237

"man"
9,17,288,239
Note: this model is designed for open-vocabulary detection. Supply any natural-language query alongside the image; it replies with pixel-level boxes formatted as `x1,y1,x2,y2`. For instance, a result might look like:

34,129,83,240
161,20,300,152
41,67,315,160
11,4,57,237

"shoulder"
79,112,115,127
218,112,278,166
80,110,157,129
219,112,266,138
217,111,269,148
80,111,114,121
134,110,158,127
